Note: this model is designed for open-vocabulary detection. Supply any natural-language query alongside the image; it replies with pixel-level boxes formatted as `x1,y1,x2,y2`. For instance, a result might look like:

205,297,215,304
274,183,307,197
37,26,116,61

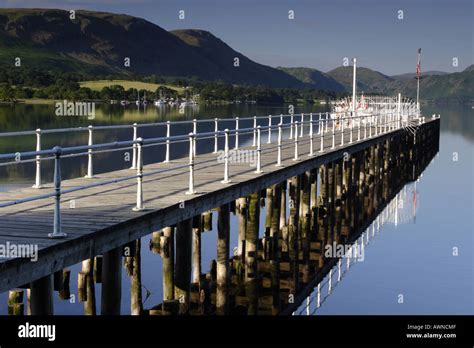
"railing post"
132,138,145,211
165,121,170,163
325,112,329,133
319,122,324,152
289,114,294,139
369,117,372,138
300,113,304,137
349,114,353,143
254,126,263,174
308,114,314,156
293,121,299,161
49,146,66,238
186,133,196,194
222,129,231,183
276,122,282,167
364,116,367,139
131,123,138,169
252,116,257,147
374,115,378,136
193,119,197,157
85,125,94,178
340,115,344,146
331,119,335,149
357,116,361,141
267,115,272,144
318,112,321,134
235,117,239,149
397,93,401,129
213,118,219,153
384,113,387,133
32,128,42,189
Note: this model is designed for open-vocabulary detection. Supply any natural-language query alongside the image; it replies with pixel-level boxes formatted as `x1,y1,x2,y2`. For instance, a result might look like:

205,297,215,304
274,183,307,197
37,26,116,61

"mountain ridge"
0,8,471,99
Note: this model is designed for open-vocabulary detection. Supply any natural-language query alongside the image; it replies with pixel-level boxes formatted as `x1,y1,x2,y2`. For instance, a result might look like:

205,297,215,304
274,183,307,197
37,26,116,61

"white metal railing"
0,105,430,238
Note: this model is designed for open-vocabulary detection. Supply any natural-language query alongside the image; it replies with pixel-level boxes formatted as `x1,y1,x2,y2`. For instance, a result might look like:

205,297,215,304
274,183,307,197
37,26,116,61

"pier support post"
175,219,192,314
192,217,202,284
245,192,260,314
300,171,311,282
160,226,175,301
131,239,143,315
101,247,122,315
289,176,300,291
270,184,282,314
237,197,247,257
216,203,230,315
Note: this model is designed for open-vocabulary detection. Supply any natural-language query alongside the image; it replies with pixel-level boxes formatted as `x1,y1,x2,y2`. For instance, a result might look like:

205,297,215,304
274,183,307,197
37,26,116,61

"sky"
0,0,472,75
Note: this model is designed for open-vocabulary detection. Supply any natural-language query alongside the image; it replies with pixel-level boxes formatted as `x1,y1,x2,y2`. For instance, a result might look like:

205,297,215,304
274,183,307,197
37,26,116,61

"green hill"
277,67,345,91
327,66,393,92
0,9,305,88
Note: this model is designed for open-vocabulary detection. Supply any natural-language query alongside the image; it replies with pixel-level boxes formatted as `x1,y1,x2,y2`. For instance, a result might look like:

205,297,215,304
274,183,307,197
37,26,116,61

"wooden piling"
175,219,192,314
236,197,247,257
245,192,260,282
288,176,300,291
216,203,230,315
192,216,202,284
270,184,282,314
160,226,175,301
131,239,143,315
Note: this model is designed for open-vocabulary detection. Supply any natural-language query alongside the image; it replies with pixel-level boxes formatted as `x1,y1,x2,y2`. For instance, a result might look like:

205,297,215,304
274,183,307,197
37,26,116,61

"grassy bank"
79,80,185,93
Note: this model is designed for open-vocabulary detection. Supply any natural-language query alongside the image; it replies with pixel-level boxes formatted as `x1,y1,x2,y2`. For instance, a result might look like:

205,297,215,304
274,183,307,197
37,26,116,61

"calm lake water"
0,102,472,315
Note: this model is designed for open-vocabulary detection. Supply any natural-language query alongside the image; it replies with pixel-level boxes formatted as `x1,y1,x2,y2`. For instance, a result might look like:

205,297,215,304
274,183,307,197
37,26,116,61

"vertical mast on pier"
416,48,421,111
352,58,357,113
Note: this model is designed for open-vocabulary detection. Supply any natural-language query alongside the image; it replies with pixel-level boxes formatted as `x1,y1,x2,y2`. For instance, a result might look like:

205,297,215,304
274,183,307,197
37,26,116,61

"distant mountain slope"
326,65,472,101
276,67,345,91
385,70,474,101
0,9,305,88
170,29,304,88
327,66,393,92
391,71,449,80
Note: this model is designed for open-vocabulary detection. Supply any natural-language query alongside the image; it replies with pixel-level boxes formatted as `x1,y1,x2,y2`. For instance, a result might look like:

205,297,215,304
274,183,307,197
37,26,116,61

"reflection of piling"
131,239,143,315
161,226,175,301
175,219,192,314
245,192,259,315
318,165,328,267
245,192,260,282
300,172,311,283
101,247,122,315
8,289,24,315
30,275,53,315
270,184,282,314
216,203,230,315
264,188,274,259
79,258,96,315
192,217,202,284
288,176,300,291
236,197,247,258
59,269,71,300
202,211,213,231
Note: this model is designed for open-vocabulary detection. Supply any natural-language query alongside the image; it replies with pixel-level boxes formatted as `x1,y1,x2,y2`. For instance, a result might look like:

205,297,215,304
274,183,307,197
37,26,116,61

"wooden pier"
0,110,440,315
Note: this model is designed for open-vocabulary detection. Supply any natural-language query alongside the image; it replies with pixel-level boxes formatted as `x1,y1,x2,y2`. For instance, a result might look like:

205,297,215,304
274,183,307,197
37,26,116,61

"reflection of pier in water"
2,114,439,316
294,178,424,316
142,124,438,315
